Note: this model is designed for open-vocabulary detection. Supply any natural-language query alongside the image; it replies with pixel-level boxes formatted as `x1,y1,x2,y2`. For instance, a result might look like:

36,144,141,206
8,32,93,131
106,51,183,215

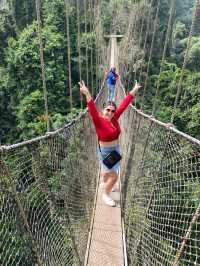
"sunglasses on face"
106,108,115,113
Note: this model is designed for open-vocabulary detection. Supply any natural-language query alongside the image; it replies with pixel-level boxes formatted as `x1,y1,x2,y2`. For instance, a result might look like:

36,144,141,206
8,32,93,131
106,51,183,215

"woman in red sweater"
79,80,141,206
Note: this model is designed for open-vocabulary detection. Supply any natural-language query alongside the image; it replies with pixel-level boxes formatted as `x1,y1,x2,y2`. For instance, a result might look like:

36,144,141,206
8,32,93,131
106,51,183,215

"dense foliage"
0,0,199,141
117,0,199,139
0,0,97,144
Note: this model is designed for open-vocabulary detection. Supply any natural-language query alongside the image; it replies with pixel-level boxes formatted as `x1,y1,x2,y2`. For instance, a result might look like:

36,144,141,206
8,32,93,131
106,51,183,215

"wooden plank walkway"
86,34,125,266
87,181,124,266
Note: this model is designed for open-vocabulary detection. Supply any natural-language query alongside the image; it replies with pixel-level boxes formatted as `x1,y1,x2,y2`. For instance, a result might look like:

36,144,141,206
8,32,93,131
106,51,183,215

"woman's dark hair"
110,67,116,73
103,101,117,110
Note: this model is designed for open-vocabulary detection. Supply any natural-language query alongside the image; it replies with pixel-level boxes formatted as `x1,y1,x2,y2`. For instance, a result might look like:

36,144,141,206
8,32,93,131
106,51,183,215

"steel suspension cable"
120,0,136,52
89,0,94,96
35,0,50,132
76,0,83,109
152,0,176,116
94,1,101,95
133,1,146,83
119,1,144,100
76,0,82,82
170,0,200,124
120,0,138,89
65,0,73,111
140,0,161,110
84,0,89,86
138,0,153,83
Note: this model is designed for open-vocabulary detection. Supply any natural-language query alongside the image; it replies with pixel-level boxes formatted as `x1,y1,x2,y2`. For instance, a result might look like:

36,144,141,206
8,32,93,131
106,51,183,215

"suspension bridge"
1,0,200,265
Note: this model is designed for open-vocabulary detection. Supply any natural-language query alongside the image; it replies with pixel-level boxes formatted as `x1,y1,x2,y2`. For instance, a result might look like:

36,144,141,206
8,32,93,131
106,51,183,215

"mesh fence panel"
1,81,200,266
0,113,99,266
119,86,200,266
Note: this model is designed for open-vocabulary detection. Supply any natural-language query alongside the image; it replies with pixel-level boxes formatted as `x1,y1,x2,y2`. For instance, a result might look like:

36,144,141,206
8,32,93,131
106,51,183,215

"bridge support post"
172,203,200,266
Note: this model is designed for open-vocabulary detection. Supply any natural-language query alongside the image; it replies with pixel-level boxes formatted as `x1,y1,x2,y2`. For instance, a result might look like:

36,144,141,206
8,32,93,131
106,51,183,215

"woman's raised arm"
129,82,142,96
79,80,92,102
114,82,142,119
79,81,101,126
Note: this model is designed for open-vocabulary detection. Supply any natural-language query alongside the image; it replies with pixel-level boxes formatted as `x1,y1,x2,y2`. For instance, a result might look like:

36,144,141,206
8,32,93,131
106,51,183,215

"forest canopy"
0,0,199,144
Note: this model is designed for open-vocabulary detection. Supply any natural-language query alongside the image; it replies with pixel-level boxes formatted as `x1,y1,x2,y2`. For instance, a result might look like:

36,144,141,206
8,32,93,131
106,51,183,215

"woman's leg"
110,85,115,101
102,171,109,183
107,84,111,101
104,171,118,194
102,171,117,206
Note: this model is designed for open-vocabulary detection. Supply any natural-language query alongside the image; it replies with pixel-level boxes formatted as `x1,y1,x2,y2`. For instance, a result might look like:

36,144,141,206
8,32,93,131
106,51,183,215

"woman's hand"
79,80,92,101
116,74,120,82
130,82,142,95
79,80,89,95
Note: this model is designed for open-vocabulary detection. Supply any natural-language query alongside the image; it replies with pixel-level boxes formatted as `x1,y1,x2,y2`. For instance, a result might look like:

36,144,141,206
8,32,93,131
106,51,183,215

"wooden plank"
87,182,124,266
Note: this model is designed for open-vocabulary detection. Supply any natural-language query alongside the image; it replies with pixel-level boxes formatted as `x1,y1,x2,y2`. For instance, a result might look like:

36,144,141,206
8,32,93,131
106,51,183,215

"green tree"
0,67,18,143
6,22,69,113
10,0,36,30
16,90,46,139
0,9,16,65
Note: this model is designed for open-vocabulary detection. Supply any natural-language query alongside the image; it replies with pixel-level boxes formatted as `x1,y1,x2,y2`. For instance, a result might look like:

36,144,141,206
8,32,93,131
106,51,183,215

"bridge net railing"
1,77,199,266
118,87,200,266
0,111,99,266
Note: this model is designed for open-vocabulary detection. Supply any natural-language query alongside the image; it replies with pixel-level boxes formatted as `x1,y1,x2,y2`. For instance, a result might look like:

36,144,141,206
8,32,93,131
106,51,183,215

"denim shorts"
97,145,120,173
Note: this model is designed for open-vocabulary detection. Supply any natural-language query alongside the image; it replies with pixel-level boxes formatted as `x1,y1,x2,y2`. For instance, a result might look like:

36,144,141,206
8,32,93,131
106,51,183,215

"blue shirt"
107,71,117,85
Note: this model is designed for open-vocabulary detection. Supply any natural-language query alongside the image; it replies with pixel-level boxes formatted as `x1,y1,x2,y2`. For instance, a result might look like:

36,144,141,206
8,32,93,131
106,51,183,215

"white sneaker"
102,193,116,207
111,186,116,192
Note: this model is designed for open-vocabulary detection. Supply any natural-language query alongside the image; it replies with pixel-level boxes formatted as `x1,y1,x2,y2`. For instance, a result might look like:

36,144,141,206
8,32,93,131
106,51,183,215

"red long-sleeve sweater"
87,93,134,141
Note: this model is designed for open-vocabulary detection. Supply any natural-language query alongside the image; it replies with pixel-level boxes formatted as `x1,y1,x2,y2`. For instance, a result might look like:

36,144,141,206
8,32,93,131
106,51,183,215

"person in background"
79,80,142,207
105,67,119,101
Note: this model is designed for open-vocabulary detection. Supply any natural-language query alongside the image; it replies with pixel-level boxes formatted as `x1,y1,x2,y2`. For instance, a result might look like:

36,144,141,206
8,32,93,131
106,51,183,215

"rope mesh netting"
0,82,200,266
0,112,99,266
118,86,200,266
